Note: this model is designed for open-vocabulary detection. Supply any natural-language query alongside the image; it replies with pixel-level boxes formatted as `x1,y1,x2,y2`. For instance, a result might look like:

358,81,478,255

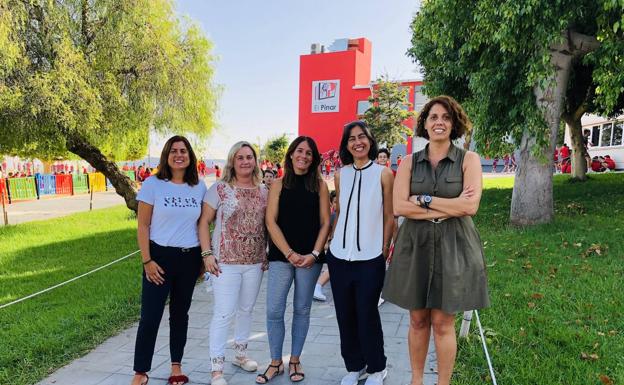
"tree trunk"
66,133,138,212
511,131,555,225
510,30,599,226
563,115,588,180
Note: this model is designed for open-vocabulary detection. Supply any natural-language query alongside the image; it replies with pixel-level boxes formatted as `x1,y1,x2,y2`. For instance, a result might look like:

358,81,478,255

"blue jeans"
266,261,322,360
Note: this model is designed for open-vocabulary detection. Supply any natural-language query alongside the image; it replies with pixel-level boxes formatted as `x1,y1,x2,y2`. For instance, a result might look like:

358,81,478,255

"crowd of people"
489,153,516,173
129,95,489,385
553,139,616,174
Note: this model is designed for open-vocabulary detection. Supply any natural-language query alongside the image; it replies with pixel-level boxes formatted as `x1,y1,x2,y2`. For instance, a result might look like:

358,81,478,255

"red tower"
298,38,424,154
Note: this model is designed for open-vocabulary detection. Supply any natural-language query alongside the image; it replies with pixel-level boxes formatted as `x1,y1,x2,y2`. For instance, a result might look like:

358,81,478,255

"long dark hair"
339,120,378,165
155,135,199,185
283,136,321,193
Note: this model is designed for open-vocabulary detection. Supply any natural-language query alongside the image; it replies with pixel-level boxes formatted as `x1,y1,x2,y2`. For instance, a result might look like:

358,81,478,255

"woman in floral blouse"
198,141,269,385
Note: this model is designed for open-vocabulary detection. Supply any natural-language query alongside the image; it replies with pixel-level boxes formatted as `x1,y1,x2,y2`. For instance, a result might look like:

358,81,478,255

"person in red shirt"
491,156,499,173
214,164,221,178
553,147,560,173
275,163,283,178
559,144,570,162
604,155,616,170
324,158,332,177
591,156,605,172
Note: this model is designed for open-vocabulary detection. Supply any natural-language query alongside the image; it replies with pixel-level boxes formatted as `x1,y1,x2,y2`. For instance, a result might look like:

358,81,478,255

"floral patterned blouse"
204,181,268,264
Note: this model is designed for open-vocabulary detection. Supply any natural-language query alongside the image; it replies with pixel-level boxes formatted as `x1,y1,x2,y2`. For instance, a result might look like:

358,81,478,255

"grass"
1,174,623,385
0,206,141,385
455,173,624,385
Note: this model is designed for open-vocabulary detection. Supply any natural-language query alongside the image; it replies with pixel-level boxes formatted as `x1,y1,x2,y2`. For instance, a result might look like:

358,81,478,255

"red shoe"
167,374,189,385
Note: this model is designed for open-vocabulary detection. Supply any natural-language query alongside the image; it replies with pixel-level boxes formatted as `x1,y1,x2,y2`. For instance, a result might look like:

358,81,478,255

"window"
591,126,600,147
413,85,428,112
357,100,370,115
600,123,612,147
613,121,623,146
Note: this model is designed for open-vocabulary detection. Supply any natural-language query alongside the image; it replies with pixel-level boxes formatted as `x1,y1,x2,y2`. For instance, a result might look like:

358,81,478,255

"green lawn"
1,174,622,385
0,206,141,385
456,173,624,385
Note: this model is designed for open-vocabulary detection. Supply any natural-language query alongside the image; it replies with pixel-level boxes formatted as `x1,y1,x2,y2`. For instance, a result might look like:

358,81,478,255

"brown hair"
416,95,471,140
283,136,322,193
155,135,199,185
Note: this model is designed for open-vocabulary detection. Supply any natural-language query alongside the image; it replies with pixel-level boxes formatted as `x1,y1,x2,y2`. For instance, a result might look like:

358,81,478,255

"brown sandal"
289,361,305,382
255,361,284,384
134,372,149,385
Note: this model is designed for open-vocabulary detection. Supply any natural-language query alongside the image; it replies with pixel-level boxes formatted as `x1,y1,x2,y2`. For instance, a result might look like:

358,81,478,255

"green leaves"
0,0,218,161
408,0,624,156
262,134,289,164
362,76,415,147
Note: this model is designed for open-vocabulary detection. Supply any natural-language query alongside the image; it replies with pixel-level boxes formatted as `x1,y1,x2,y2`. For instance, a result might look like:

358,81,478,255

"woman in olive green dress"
383,95,489,385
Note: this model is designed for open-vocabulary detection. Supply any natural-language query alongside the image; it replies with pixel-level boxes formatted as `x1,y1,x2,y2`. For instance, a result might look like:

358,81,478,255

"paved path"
3,191,126,225
37,277,438,385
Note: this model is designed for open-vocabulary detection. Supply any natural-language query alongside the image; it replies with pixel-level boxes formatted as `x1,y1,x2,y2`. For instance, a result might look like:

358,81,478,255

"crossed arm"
393,151,482,220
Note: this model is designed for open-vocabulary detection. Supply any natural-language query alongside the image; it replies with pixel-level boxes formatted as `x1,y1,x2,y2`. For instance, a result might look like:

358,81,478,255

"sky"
164,0,422,159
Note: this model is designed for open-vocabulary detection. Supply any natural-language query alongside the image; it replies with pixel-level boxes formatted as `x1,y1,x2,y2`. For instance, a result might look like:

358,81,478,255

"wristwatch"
421,194,432,209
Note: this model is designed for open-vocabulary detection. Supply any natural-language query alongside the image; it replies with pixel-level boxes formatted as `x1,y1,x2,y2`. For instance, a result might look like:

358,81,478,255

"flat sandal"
288,361,305,382
256,361,284,384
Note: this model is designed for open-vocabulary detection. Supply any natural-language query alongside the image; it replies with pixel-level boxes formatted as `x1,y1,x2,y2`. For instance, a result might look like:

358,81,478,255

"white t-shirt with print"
137,176,207,248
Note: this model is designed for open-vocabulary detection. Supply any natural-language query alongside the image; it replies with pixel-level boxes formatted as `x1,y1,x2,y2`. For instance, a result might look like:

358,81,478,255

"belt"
150,241,199,253
427,218,447,224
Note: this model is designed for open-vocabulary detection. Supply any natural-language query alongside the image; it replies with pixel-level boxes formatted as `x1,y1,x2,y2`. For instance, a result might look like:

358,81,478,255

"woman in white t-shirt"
198,141,269,385
131,136,207,385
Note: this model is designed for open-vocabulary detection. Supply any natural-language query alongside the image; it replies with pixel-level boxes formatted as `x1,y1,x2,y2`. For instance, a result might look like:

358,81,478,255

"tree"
0,0,218,212
409,0,624,225
262,135,289,164
362,76,415,147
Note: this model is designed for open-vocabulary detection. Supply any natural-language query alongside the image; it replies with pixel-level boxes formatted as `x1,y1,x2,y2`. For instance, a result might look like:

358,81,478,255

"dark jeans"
133,242,202,372
327,251,387,374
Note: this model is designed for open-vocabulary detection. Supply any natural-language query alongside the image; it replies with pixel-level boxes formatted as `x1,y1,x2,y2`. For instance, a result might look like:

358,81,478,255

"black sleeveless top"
268,174,324,263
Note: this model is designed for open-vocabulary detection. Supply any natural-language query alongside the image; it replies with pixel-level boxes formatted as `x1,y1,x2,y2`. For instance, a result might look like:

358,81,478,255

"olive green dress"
383,144,490,314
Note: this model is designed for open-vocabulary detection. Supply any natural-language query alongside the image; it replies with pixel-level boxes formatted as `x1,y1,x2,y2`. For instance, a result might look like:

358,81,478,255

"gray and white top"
137,176,207,248
329,161,384,261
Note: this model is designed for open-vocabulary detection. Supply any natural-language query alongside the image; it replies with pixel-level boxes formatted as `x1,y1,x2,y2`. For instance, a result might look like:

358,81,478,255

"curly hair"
415,95,472,140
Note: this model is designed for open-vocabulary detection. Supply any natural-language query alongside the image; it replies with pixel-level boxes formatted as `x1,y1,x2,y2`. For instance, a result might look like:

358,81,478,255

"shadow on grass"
0,228,137,304
0,228,142,385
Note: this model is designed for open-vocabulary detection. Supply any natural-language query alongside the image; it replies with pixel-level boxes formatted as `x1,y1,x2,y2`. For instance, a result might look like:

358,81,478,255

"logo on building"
312,80,340,113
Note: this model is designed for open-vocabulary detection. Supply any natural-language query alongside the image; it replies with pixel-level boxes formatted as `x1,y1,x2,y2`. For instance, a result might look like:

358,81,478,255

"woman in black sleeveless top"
257,136,331,384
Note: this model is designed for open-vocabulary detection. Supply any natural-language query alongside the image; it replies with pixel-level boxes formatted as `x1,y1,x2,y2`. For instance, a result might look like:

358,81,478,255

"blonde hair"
221,141,262,186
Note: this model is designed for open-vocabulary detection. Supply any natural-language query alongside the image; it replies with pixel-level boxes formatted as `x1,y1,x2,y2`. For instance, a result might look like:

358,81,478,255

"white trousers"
209,263,263,363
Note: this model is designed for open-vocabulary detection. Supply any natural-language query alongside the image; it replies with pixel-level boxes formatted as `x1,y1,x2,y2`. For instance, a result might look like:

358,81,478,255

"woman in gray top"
383,96,489,385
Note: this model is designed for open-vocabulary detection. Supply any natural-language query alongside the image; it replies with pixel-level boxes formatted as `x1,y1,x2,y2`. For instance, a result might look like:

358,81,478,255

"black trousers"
327,251,387,373
133,242,202,372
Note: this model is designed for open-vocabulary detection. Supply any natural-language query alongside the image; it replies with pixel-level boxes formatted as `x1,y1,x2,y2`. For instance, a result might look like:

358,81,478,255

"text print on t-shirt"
163,196,200,208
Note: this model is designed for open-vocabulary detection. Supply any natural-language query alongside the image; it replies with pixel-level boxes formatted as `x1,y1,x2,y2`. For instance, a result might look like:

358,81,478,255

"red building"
298,37,426,154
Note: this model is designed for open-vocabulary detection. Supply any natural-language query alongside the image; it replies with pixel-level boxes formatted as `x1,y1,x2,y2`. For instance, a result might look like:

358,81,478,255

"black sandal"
255,361,284,384
289,361,305,382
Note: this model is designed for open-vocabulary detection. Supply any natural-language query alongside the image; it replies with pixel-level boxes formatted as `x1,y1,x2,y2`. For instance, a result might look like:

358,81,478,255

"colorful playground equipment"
1,171,136,204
